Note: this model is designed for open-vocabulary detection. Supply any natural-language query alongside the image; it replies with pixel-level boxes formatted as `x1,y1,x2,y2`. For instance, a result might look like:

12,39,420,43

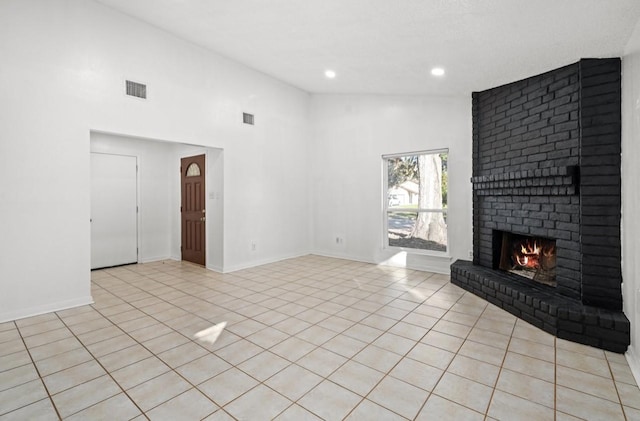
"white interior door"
91,153,138,269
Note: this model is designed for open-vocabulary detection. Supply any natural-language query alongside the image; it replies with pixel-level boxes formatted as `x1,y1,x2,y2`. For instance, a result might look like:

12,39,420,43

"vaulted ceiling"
96,0,640,95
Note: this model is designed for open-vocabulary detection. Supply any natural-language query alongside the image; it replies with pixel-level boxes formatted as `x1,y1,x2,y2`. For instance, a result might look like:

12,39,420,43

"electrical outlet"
250,241,257,252
468,250,473,259
335,236,344,245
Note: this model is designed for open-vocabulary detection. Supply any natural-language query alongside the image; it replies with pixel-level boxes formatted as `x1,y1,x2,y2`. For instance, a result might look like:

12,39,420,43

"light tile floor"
1,255,639,420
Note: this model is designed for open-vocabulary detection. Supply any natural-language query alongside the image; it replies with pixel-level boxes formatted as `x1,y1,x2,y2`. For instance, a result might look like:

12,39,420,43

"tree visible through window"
384,150,448,252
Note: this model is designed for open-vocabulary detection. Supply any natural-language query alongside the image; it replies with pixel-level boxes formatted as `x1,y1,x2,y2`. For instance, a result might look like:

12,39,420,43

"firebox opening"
493,231,557,287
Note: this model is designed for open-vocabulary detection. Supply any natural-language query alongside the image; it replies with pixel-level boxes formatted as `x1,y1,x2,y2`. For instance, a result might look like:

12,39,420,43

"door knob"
200,217,206,222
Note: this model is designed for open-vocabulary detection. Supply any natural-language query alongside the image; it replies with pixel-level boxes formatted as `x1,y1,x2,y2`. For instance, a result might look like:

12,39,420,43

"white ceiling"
96,0,640,96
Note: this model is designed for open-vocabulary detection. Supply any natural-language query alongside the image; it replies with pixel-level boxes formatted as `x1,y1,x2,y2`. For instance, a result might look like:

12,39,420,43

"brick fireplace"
451,58,630,352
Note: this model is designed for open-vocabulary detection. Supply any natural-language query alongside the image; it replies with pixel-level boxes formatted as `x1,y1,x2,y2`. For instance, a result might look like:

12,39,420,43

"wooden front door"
181,154,206,266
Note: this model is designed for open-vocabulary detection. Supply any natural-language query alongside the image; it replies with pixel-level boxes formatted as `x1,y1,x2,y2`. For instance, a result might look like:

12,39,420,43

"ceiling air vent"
125,80,147,99
243,112,254,125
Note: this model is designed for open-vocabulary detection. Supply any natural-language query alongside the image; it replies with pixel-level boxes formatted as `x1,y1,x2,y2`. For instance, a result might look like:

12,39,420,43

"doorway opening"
90,131,223,272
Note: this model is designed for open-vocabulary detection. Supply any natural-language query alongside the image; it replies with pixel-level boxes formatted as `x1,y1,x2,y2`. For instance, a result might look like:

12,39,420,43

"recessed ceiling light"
431,67,445,76
325,70,336,79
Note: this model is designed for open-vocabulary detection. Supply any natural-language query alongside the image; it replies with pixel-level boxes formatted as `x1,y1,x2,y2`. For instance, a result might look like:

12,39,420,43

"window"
383,150,448,253
186,163,201,177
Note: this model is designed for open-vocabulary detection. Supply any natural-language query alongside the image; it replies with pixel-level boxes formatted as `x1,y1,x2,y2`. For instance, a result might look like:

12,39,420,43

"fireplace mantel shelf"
471,165,579,196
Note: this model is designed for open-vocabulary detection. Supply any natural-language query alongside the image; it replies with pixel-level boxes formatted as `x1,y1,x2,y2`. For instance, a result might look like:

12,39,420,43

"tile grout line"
428,292,495,420
345,283,490,420
606,352,629,421
13,319,63,421
5,257,635,420
205,270,415,419
45,267,229,417
388,288,480,420
269,272,435,420
51,309,150,420
282,270,499,419
325,272,461,420
211,269,446,420
479,311,518,420
10,263,504,419
96,261,371,418
89,266,245,418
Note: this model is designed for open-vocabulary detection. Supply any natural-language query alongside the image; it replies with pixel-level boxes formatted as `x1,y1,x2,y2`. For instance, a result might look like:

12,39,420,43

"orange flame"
520,241,540,255
515,240,543,268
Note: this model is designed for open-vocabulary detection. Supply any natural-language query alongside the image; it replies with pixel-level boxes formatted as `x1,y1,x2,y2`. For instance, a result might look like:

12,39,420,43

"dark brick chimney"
451,58,630,352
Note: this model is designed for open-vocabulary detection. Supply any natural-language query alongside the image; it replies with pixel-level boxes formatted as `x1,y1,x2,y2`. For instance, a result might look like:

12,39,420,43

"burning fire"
515,241,542,268
501,235,557,284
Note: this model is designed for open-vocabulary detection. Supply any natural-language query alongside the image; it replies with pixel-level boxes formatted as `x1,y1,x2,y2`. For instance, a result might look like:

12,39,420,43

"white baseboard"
139,255,172,264
222,251,311,273
162,255,305,273
170,248,451,277
311,250,451,275
153,257,222,273
626,345,640,386
403,260,451,275
0,296,94,323
311,251,375,264
206,264,224,273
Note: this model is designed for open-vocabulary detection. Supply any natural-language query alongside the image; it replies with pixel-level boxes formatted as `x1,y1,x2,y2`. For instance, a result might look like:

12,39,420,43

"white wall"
0,0,310,321
622,19,640,382
309,95,472,273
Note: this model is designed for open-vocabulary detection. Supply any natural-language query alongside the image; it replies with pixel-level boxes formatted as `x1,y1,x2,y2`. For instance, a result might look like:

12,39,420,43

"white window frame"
382,148,449,256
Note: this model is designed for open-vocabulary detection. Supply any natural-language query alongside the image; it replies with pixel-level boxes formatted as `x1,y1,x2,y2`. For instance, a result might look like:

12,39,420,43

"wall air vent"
243,112,254,125
125,80,147,99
